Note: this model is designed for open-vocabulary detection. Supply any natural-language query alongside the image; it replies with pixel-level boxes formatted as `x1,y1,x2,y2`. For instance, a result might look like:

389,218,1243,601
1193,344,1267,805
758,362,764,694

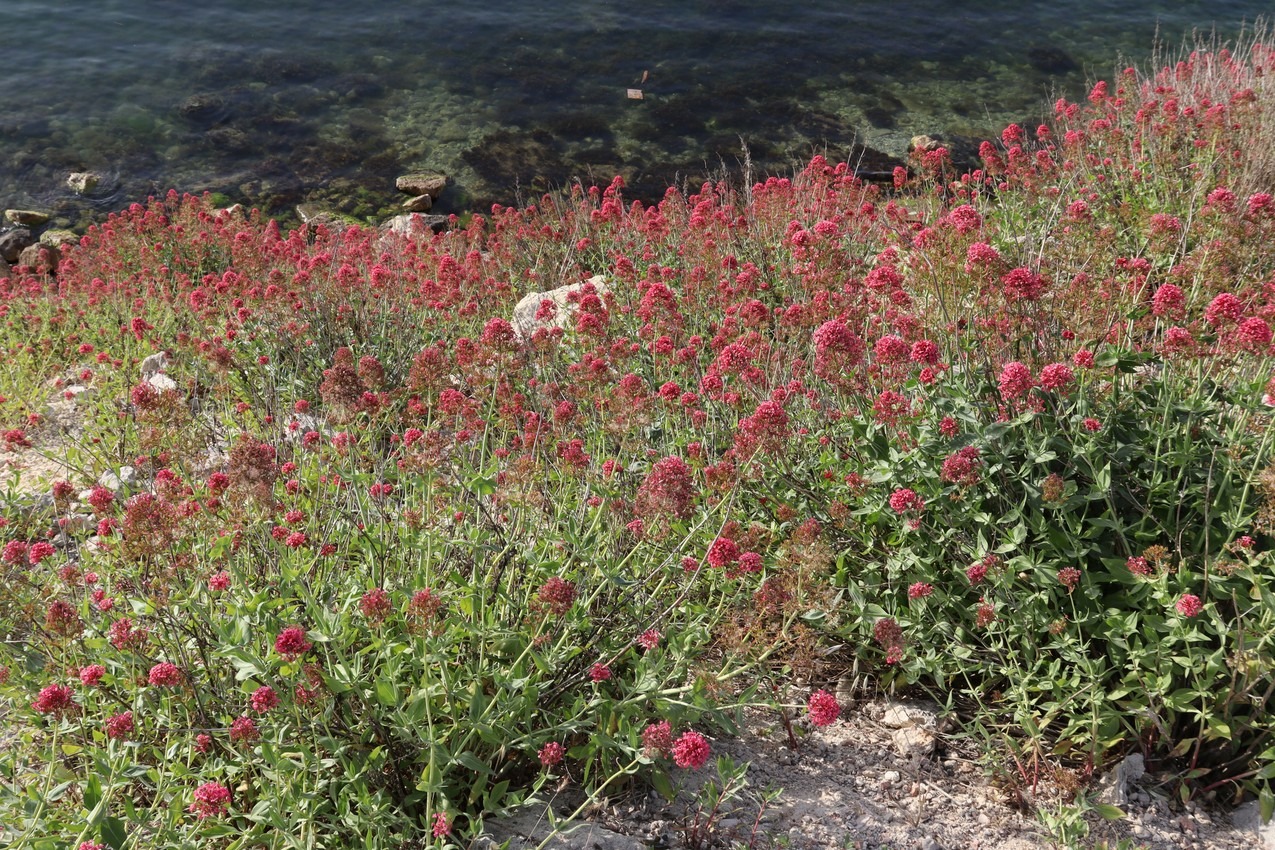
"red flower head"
105,710,134,740
28,541,56,565
812,319,866,382
672,731,711,769
1204,293,1243,326
274,625,313,660
636,628,662,652
2,540,29,565
1001,267,1048,301
1057,567,1082,592
44,600,82,638
940,446,982,487
888,488,925,514
873,618,904,658
147,662,183,687
707,536,740,568
230,715,259,744
538,741,565,768
873,334,910,364
33,683,75,717
635,456,696,521
908,582,934,599
406,588,443,632
642,720,674,757
250,685,279,714
108,617,148,650
910,339,940,365
998,361,1034,400
1151,284,1185,319
359,588,392,625
807,690,841,727
189,782,231,819
1039,363,1075,391
1176,593,1203,618
1236,317,1272,353
536,577,577,616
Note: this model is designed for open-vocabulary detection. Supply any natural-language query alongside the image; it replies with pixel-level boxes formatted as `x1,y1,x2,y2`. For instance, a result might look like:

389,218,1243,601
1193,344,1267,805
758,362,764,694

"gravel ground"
483,698,1270,850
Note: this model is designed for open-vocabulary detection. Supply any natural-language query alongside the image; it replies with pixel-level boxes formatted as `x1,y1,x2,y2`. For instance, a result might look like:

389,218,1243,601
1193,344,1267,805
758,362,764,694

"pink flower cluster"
807,690,841,726
189,782,231,819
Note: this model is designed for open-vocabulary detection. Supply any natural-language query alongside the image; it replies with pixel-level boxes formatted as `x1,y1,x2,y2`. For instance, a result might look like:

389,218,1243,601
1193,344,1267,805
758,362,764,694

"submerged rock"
4,209,50,227
178,92,226,123
206,127,251,152
66,172,104,194
1027,45,1080,75
462,128,574,200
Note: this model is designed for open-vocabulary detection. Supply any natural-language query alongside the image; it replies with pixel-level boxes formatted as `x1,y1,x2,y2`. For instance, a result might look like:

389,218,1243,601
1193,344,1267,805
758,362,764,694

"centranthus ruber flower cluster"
2,46,1274,841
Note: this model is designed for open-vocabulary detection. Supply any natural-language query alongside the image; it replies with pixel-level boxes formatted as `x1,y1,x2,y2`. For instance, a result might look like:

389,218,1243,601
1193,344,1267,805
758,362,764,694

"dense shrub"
1,32,1274,849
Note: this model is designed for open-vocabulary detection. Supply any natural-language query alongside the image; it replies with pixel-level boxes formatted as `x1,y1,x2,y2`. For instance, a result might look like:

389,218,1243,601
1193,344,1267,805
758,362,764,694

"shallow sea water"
0,1,1268,225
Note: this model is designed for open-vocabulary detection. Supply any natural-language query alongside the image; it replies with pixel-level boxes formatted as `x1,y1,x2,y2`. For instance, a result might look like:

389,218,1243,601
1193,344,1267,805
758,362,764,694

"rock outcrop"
511,274,610,342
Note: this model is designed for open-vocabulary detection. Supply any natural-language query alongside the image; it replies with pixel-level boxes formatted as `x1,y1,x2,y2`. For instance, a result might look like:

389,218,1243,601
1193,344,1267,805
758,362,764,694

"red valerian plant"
3,36,1275,845
189,782,231,819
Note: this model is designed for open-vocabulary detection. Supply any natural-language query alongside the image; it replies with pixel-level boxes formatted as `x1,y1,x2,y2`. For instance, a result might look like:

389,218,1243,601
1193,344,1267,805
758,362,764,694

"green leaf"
469,681,488,723
101,816,127,850
376,679,398,707
485,779,511,811
417,761,443,794
1092,802,1125,820
221,647,267,682
47,781,75,803
650,770,674,800
84,775,102,810
469,476,497,497
455,751,493,776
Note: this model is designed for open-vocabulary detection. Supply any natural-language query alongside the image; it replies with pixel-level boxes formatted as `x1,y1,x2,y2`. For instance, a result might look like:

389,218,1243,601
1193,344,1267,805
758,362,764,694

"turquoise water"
0,1,1268,225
